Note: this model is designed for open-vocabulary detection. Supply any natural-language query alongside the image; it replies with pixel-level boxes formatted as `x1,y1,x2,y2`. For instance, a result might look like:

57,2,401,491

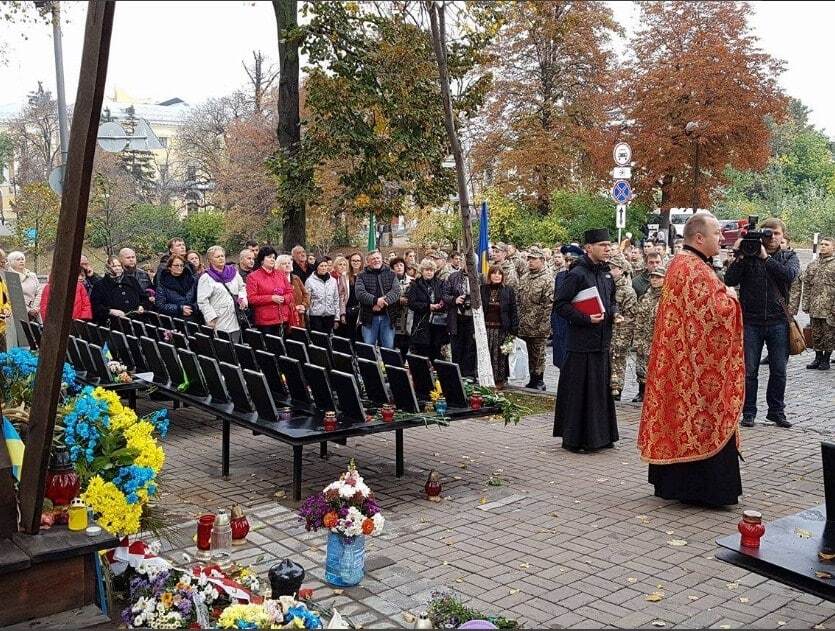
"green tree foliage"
118,106,158,202
11,182,59,273
182,211,226,257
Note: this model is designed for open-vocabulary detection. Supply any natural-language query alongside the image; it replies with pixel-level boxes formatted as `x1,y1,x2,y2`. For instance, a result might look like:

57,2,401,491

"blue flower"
146,409,170,438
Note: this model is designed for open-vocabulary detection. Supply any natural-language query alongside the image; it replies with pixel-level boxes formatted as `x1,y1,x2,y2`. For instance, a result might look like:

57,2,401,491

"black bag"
220,280,251,330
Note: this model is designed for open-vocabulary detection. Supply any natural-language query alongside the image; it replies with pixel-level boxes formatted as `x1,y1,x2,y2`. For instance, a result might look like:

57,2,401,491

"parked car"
720,219,746,248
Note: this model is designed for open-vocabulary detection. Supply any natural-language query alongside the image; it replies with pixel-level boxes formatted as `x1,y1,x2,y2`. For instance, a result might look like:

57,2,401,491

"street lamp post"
685,121,701,215
35,1,69,174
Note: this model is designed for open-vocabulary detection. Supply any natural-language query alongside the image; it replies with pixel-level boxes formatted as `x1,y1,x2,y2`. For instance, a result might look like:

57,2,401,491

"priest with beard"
553,228,619,452
637,213,744,506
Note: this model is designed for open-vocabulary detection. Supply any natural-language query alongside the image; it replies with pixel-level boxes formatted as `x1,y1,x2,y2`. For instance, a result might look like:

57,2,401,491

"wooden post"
19,1,115,534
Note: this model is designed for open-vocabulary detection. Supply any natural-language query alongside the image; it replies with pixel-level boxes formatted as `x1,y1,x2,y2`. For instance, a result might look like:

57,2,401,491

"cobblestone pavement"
142,337,835,629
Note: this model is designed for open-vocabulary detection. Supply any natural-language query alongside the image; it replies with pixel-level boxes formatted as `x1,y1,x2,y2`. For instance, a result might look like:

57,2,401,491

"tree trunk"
428,0,493,387
274,0,305,250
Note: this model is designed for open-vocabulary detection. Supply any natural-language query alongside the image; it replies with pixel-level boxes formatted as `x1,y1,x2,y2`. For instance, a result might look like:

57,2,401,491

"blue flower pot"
325,532,365,587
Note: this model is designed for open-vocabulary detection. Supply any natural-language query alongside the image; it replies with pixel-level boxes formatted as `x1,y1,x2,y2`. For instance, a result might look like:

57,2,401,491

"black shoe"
760,355,770,365
819,352,831,371
536,378,547,391
766,412,792,428
525,379,536,389
741,416,755,427
632,383,645,403
807,351,823,369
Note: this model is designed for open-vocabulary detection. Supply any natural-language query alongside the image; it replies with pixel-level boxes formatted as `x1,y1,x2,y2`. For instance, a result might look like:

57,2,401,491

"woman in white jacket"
7,250,43,322
305,257,340,333
197,246,248,342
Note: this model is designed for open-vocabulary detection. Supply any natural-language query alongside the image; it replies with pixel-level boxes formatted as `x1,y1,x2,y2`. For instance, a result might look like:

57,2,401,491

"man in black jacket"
355,250,400,348
553,228,619,452
724,218,800,428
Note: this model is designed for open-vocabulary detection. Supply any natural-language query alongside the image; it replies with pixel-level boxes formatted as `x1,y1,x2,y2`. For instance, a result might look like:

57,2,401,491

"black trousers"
257,324,285,337
450,316,476,378
310,315,335,334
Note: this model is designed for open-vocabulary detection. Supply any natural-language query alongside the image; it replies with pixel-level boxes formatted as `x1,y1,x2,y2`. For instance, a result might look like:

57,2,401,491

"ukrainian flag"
478,201,490,276
3,418,24,481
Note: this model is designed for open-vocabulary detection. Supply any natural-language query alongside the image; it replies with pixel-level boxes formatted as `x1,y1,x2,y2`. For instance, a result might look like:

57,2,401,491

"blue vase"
325,532,365,587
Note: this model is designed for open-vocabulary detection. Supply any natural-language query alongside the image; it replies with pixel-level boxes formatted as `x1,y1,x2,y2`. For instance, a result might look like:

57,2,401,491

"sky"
1,1,835,135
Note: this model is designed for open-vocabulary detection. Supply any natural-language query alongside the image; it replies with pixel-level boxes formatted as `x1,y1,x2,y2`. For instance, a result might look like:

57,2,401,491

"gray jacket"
305,274,340,317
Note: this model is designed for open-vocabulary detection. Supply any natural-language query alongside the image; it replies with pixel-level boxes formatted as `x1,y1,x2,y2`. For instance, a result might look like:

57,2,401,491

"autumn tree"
11,182,59,273
624,1,787,223
470,1,620,214
8,83,60,186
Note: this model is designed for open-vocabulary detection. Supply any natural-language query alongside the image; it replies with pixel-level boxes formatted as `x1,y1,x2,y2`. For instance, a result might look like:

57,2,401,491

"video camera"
739,215,773,257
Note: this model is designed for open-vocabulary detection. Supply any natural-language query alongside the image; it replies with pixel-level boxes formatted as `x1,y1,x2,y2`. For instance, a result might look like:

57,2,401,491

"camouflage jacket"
512,255,527,281
800,254,835,322
498,259,519,290
614,275,639,323
517,267,555,337
633,285,663,354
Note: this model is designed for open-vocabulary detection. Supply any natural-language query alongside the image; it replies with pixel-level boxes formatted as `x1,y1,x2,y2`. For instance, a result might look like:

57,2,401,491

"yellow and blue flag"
3,418,24,481
478,201,490,276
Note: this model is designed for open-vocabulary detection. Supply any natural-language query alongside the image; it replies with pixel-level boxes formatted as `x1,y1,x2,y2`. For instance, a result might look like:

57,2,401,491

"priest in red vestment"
637,213,745,506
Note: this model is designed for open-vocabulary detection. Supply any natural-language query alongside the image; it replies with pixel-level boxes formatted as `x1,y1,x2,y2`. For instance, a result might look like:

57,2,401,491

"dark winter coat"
90,274,150,324
554,255,617,353
408,276,448,347
155,269,198,318
442,270,475,336
480,283,518,336
354,265,400,326
723,248,800,326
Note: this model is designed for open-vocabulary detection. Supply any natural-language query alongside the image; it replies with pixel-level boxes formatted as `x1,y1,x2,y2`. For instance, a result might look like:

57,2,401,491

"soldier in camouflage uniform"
491,243,519,289
632,266,665,402
517,246,555,390
799,236,835,369
608,253,638,400
508,244,528,281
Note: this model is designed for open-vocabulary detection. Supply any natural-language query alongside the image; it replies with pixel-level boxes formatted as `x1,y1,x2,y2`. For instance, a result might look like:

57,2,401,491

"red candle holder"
469,393,483,411
45,447,80,507
381,404,396,422
197,514,215,559
230,505,250,545
738,510,765,548
323,411,337,432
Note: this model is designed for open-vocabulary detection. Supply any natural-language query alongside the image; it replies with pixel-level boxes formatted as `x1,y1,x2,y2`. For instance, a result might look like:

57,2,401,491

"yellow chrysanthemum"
125,421,165,473
217,604,273,629
83,476,142,535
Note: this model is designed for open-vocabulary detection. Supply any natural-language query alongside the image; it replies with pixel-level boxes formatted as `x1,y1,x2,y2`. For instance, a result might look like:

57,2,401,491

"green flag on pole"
367,212,376,250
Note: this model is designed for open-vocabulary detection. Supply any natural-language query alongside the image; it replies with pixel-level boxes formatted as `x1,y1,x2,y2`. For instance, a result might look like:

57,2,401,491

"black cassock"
552,256,619,451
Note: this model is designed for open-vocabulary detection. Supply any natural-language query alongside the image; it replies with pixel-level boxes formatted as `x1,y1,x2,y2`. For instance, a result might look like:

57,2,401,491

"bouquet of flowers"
298,460,384,540
0,347,78,415
218,597,323,629
107,360,132,383
60,386,169,534
499,335,515,356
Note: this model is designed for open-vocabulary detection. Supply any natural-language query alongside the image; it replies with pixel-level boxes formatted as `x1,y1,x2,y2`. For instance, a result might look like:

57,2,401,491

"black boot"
525,376,536,389
807,351,823,370
536,375,546,391
819,352,832,371
632,383,645,403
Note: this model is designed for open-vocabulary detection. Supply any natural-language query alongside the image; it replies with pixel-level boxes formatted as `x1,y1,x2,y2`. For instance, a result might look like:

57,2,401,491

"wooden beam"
19,1,115,534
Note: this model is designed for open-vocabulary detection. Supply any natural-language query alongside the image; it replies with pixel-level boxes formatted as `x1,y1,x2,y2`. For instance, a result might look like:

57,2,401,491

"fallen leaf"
705,555,715,560
479,498,487,505
551,512,559,518
402,613,416,625
442,561,449,565
739,597,749,603
574,500,581,504
651,621,666,627
665,530,675,535
455,577,464,583
453,475,462,481
819,551,835,562
332,589,344,595
667,539,688,547
298,588,314,600
509,588,520,595
645,591,665,602
795,528,812,539
719,626,731,629
273,490,286,499
596,478,609,483
636,515,650,522
777,622,786,627
815,571,833,579
688,595,699,601
519,563,530,569
627,577,638,584
726,582,739,590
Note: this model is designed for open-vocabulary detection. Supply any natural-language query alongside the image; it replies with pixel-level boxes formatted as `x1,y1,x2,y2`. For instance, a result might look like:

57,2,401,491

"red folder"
572,286,605,317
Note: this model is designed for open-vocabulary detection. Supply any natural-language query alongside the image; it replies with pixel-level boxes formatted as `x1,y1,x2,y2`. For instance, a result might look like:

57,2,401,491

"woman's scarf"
205,264,238,284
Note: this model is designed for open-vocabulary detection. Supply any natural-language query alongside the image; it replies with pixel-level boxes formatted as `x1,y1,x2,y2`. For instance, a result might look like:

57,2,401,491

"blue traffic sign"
611,180,632,204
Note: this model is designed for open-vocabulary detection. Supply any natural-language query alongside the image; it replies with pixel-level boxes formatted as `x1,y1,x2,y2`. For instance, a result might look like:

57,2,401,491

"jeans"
743,322,789,419
362,314,395,349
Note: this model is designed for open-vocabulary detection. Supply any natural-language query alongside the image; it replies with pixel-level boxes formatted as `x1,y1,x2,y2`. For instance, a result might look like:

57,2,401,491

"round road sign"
611,180,632,204
613,142,632,166
97,121,129,153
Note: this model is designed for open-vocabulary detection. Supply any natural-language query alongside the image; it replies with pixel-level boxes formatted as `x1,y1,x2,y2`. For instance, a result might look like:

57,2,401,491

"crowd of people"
0,213,832,509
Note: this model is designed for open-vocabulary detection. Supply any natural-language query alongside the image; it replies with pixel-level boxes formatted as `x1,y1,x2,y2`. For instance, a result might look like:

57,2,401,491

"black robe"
552,255,619,450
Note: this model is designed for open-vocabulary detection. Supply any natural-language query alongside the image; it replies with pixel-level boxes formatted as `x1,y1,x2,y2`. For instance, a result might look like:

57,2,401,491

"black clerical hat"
584,228,610,244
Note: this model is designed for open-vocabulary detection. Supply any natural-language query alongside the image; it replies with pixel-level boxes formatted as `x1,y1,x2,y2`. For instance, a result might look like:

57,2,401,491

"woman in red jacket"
39,270,93,321
245,247,298,335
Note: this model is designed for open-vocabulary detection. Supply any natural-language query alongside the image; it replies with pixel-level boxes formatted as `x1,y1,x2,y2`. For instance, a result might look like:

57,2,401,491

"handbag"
767,273,805,356
803,324,813,348
219,280,251,330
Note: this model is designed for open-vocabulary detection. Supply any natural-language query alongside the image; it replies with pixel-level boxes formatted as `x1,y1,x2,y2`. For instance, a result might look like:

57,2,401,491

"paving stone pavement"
142,342,835,629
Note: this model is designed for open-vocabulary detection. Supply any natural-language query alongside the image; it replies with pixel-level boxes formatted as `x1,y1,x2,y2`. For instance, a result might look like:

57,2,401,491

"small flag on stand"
478,201,490,276
3,418,24,481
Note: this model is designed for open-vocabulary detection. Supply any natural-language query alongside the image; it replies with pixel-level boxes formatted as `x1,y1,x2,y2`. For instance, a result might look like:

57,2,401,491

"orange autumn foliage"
623,1,787,210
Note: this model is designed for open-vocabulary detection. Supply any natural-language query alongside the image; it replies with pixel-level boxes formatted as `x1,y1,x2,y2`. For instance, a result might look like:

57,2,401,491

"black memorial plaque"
355,341,378,363
330,335,353,357
140,336,170,386
255,350,289,400
219,362,255,414
277,356,313,405
243,369,280,422
285,339,310,365
434,360,468,407
303,363,337,411
379,347,404,368
198,355,231,404
179,350,209,398
234,343,259,372
243,328,266,351
332,351,354,377
357,358,390,404
330,370,367,423
264,334,287,358
387,366,420,413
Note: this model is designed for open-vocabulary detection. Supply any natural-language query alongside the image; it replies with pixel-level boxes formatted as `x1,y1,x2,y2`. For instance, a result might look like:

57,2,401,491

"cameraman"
724,218,800,428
